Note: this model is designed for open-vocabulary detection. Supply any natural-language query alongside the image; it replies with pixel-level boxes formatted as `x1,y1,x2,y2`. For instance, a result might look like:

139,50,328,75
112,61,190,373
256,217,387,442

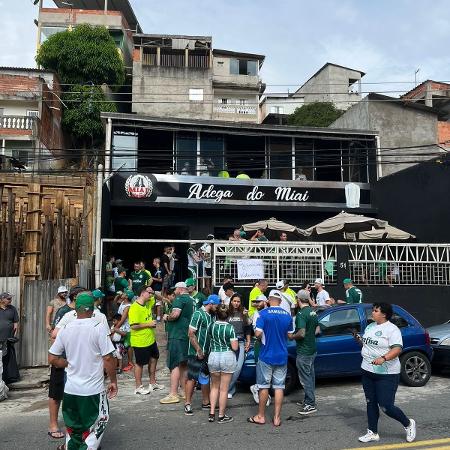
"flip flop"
247,416,265,425
48,430,65,439
272,419,282,427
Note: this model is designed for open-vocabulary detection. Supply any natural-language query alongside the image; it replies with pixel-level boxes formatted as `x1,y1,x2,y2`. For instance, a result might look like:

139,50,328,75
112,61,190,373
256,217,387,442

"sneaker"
250,385,259,404
405,419,416,442
217,415,234,424
134,385,150,395
249,385,270,406
202,403,211,410
296,401,304,407
149,383,165,391
177,391,186,399
358,430,380,443
298,404,317,415
184,404,193,416
227,393,233,399
160,394,180,404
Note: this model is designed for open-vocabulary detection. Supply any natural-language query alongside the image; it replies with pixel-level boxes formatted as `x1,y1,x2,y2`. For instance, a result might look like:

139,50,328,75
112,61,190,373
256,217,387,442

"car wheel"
400,351,431,387
284,359,299,395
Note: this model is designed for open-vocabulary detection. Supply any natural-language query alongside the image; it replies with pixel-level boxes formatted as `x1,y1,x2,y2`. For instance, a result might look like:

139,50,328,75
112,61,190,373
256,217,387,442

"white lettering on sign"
246,186,265,201
237,259,265,280
275,187,309,202
187,183,233,203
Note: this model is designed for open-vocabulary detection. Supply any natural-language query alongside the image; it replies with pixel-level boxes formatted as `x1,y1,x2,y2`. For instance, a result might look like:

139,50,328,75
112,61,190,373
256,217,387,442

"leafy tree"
288,102,344,127
36,25,125,160
36,24,125,86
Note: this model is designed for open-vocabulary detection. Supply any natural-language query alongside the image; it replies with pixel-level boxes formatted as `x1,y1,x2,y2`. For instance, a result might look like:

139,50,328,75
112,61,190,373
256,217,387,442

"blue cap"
203,294,221,305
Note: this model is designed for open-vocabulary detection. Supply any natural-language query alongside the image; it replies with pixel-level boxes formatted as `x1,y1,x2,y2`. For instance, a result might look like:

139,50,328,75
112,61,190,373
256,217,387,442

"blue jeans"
296,353,316,407
256,359,287,390
228,341,245,395
361,369,410,433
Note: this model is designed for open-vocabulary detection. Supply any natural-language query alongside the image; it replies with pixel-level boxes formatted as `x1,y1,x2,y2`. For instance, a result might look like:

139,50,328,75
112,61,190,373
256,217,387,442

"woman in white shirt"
353,303,416,444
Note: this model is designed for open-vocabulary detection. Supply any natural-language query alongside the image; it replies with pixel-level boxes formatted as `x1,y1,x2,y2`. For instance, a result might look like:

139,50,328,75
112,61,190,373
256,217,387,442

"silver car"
427,320,450,370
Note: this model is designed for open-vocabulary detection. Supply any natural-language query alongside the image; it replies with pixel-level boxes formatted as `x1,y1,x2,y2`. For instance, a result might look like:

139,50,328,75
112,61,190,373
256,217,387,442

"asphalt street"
2,368,450,450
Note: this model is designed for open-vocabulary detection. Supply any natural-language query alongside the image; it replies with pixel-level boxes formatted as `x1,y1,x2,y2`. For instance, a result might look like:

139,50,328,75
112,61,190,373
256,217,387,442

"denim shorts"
208,351,237,373
256,359,287,390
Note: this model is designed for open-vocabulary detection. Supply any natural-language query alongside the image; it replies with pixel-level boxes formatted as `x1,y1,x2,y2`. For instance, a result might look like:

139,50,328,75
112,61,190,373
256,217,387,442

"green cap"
75,292,95,311
92,289,105,299
343,278,353,284
124,289,135,301
185,278,196,287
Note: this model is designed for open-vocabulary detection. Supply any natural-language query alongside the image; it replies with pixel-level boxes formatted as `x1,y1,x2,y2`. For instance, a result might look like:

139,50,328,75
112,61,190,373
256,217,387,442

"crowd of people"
38,264,417,449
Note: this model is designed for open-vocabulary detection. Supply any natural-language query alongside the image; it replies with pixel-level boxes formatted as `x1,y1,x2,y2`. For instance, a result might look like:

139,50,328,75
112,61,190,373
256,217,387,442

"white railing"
214,104,257,115
214,241,450,287
0,115,35,130
348,243,450,286
214,242,324,287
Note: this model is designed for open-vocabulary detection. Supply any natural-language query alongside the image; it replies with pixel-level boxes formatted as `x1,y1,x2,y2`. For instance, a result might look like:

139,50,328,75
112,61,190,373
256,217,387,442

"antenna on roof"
414,68,420,87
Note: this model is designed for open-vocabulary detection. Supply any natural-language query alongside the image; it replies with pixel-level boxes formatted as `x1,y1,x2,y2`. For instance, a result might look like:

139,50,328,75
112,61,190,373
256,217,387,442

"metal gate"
20,278,72,367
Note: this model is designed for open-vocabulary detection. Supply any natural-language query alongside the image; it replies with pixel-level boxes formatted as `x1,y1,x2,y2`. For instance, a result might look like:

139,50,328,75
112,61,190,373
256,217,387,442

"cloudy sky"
3,0,450,95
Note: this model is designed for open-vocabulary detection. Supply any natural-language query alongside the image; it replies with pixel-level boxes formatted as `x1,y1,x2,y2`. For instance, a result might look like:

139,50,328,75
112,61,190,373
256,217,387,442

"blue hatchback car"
239,303,433,394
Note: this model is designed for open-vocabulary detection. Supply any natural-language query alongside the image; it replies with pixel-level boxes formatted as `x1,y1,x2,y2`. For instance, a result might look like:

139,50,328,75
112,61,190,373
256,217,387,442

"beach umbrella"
302,211,388,236
358,224,415,240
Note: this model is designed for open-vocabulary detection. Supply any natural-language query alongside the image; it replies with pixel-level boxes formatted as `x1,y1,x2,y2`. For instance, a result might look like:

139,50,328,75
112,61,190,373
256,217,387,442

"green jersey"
295,306,319,356
346,286,363,304
210,320,237,352
167,294,195,341
188,307,214,356
193,291,207,309
129,270,150,295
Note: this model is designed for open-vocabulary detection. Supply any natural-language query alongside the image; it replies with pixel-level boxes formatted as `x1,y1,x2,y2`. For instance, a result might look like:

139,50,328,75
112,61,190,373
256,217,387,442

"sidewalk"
8,323,169,391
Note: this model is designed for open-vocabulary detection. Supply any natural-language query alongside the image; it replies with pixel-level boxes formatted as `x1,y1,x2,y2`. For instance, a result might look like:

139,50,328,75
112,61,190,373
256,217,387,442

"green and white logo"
375,331,382,337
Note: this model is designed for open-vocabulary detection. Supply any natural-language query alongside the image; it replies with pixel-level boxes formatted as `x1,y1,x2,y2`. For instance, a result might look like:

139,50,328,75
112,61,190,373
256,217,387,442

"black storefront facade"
100,113,450,326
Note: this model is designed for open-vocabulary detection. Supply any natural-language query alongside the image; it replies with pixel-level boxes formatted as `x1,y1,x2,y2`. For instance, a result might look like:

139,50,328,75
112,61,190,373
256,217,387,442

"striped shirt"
188,307,214,356
210,320,237,353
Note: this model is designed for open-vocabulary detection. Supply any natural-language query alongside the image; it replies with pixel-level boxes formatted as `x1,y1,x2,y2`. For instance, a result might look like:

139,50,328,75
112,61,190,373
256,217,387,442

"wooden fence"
0,174,95,280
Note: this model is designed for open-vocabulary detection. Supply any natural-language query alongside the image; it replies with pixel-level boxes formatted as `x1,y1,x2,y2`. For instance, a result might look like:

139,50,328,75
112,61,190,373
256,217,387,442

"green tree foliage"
36,25,125,156
63,85,116,142
36,24,125,86
288,102,344,127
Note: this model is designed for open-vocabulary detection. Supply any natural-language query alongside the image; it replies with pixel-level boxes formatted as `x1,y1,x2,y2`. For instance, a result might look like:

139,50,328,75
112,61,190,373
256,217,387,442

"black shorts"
187,356,209,381
133,342,160,366
48,366,65,401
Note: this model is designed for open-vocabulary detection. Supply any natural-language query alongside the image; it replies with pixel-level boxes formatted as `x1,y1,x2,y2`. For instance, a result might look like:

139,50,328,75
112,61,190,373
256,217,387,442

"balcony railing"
0,115,36,131
214,104,257,115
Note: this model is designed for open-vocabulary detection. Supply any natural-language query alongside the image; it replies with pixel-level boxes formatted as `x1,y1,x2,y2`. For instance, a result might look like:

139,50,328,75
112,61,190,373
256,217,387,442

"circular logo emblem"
375,331,382,337
125,174,153,199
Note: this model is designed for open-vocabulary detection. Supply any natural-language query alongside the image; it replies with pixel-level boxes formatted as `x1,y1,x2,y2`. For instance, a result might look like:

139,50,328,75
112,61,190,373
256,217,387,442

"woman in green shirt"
208,304,238,424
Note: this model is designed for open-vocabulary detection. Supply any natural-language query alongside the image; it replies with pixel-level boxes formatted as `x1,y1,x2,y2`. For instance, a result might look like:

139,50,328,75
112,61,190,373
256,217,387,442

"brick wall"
438,121,450,146
0,74,39,95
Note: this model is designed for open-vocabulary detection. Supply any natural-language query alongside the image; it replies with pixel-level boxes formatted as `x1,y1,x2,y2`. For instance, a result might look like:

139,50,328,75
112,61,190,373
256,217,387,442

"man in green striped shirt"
184,295,220,415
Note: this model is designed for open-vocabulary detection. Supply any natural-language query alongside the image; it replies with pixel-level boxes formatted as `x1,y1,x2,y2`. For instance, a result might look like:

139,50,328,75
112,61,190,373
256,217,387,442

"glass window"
189,88,204,101
200,133,224,176
27,110,39,118
247,60,258,76
40,26,68,43
269,137,292,180
295,138,314,181
342,141,369,183
112,132,137,171
319,309,361,336
364,308,409,328
176,132,197,175
314,138,342,181
230,59,239,75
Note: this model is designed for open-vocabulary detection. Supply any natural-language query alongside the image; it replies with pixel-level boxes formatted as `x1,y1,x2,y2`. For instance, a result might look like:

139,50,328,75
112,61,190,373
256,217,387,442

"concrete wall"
132,64,213,120
331,99,440,177
0,100,39,116
260,97,305,120
212,55,260,88
296,65,362,110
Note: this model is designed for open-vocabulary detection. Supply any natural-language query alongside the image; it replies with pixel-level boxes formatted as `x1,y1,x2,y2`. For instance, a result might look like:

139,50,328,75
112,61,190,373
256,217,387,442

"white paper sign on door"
237,259,265,280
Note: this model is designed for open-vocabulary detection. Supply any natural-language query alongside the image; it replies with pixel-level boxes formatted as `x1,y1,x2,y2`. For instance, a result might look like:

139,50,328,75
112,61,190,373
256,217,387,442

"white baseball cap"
276,280,285,290
268,289,282,299
57,286,68,294
174,281,187,289
314,278,324,285
253,294,267,302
